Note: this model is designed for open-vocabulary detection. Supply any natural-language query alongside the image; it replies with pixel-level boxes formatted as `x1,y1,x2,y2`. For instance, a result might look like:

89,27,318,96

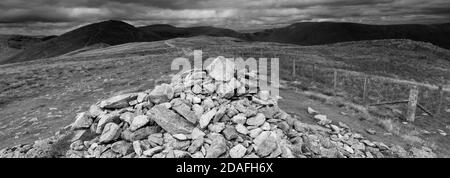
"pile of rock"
0,57,436,158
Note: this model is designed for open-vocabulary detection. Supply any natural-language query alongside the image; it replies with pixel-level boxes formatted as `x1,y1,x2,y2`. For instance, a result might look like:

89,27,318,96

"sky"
0,0,449,35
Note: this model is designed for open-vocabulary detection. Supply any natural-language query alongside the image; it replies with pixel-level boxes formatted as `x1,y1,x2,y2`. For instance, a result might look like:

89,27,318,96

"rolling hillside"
2,20,162,64
248,22,450,49
1,20,450,65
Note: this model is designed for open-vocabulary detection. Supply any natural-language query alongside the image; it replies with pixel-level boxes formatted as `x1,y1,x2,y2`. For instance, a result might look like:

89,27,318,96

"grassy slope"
0,36,448,155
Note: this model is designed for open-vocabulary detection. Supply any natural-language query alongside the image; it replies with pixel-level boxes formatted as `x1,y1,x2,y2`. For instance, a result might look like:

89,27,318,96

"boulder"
171,98,199,124
148,105,194,134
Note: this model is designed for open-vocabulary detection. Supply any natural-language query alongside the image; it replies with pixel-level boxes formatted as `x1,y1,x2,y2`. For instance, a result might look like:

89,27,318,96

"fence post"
406,86,419,122
363,76,369,106
436,86,444,117
292,58,296,80
333,69,338,97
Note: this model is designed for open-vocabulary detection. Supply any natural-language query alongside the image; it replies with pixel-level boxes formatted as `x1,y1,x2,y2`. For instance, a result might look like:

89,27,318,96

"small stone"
203,83,216,94
122,126,161,141
246,113,266,126
260,122,271,131
191,128,206,139
173,134,188,140
99,93,137,109
143,146,164,157
188,138,204,154
133,141,143,156
314,114,332,125
148,84,174,104
231,114,247,124
208,122,225,133
249,128,263,138
258,90,270,101
72,112,93,130
254,131,277,157
205,133,227,158
366,128,376,135
192,104,204,117
229,144,247,158
199,108,217,129
99,123,121,143
148,133,164,146
88,104,104,117
307,107,318,115
130,115,149,131
111,141,132,156
96,112,120,134
236,124,249,135
222,125,238,140
192,84,202,94
343,145,354,154
206,56,236,82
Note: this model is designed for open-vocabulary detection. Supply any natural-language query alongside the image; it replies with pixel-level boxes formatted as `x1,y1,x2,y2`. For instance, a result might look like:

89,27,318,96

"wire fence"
201,46,449,121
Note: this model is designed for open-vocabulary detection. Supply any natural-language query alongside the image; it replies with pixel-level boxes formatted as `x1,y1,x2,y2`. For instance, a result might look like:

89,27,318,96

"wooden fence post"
333,69,338,96
292,58,296,80
406,86,419,122
363,76,369,106
436,86,444,117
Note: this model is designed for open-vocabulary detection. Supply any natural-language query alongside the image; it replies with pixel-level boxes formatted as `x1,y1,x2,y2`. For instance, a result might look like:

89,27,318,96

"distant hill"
1,20,450,64
247,22,450,49
138,24,244,39
0,35,51,63
2,20,162,64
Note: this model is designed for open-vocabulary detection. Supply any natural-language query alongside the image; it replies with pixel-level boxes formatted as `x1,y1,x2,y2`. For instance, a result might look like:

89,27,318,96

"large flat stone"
99,93,137,109
147,104,194,134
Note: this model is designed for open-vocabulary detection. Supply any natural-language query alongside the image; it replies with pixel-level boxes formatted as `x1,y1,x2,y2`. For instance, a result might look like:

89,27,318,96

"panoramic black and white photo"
0,0,449,162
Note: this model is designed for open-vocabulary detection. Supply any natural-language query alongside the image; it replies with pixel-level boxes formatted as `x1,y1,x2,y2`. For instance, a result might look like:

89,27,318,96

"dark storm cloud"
0,0,449,35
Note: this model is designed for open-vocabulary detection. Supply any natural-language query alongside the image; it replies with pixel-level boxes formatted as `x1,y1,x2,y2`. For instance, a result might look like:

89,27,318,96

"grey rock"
222,125,239,140
72,112,93,130
130,115,149,131
148,104,194,134
229,144,247,158
171,98,198,124
111,141,132,155
96,112,120,134
199,108,217,129
148,83,174,104
143,146,164,157
246,113,266,126
206,56,236,82
99,93,137,109
99,123,121,143
121,126,160,141
205,133,227,158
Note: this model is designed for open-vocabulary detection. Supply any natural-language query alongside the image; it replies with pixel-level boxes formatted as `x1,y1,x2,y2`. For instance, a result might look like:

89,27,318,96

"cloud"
0,0,449,35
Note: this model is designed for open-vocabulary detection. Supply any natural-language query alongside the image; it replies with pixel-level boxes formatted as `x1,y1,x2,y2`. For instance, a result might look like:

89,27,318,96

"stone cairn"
0,57,435,158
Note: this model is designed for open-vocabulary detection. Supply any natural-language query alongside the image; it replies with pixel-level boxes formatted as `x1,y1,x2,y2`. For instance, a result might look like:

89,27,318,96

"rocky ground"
0,56,437,158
